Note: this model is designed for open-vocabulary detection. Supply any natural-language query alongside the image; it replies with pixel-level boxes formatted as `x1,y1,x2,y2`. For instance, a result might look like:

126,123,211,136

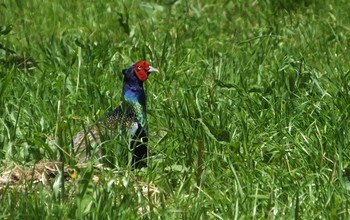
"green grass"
1,0,350,218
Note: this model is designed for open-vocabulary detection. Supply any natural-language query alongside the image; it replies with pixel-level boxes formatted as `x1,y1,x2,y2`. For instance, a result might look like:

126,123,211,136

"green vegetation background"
1,0,350,219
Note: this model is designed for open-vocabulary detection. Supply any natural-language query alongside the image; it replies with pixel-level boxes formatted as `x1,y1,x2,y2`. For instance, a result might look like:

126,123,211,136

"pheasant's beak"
147,66,159,74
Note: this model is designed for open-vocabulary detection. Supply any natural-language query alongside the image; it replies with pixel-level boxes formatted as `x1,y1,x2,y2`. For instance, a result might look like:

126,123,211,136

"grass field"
1,0,350,219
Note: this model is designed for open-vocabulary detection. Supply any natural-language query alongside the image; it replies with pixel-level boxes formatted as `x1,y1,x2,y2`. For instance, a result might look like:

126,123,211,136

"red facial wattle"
135,68,148,81
133,61,150,81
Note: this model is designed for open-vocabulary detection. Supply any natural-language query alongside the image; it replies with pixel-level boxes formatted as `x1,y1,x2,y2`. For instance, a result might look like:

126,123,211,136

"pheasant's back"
107,102,147,134
73,102,147,165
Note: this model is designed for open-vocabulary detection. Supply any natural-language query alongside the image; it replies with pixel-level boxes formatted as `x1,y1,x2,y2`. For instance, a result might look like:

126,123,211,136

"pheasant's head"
123,60,159,83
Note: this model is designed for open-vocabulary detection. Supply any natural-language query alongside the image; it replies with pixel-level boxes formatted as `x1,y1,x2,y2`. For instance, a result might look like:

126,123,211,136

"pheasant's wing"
110,103,148,167
109,102,148,168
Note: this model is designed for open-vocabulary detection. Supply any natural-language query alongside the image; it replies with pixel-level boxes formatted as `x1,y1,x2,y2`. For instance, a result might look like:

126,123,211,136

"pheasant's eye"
137,66,142,70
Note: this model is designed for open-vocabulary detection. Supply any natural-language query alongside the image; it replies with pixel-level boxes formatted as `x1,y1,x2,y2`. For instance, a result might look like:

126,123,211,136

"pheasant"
72,61,158,168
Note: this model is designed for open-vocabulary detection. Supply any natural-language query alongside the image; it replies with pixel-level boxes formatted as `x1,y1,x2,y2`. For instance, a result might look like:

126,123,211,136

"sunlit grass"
1,0,350,218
